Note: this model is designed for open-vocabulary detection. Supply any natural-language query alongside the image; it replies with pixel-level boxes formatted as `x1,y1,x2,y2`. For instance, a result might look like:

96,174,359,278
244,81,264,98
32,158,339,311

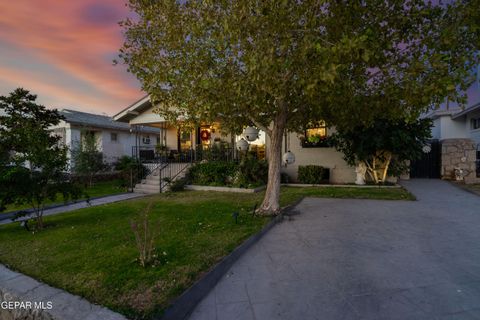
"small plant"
169,177,187,192
130,201,159,267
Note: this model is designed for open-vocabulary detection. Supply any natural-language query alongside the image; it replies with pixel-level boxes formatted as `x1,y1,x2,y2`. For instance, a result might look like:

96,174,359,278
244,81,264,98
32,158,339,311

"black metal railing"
133,144,239,192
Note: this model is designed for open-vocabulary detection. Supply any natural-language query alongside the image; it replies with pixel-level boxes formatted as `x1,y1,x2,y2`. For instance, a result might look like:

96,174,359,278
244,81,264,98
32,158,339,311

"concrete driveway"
188,180,480,320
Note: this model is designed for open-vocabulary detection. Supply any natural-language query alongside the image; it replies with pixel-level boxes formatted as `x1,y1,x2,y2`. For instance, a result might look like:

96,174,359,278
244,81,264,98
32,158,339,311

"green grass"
0,186,413,319
2,180,127,213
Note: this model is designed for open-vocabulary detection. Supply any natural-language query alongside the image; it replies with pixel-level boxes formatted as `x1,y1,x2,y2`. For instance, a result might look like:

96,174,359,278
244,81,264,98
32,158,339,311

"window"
110,132,117,142
142,135,151,144
301,121,330,148
306,120,327,141
471,118,480,130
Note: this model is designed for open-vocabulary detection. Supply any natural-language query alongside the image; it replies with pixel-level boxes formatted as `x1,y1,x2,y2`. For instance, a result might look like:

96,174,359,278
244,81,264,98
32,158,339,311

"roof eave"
451,102,480,120
113,95,151,122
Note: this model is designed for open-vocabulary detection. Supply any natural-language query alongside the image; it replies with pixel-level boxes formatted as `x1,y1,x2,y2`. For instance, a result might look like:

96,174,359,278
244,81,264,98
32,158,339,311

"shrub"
114,156,147,189
297,165,329,184
130,201,159,267
187,161,237,186
233,158,268,188
168,177,187,192
187,158,268,188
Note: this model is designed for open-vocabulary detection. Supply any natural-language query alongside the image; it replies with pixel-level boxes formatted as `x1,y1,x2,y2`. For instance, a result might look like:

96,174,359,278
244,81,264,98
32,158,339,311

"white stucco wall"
130,105,168,125
466,110,480,146
431,119,441,139
439,116,468,139
266,131,355,184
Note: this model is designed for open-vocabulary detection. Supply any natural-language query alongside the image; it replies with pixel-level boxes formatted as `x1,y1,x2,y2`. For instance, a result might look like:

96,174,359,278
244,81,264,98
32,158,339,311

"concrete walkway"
0,193,145,225
0,264,126,320
188,180,480,320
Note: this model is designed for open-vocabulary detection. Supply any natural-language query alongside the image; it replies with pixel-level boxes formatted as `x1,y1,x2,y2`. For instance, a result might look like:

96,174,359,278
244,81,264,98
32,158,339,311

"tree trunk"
259,111,287,215
380,153,392,183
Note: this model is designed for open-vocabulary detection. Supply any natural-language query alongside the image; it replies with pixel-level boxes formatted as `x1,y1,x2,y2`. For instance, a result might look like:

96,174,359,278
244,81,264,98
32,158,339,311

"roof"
59,109,159,134
451,102,480,120
423,108,462,120
113,95,152,123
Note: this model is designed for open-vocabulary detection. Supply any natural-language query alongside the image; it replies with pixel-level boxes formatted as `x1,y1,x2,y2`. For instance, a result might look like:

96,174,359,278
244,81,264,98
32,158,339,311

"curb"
282,183,402,188
184,185,266,193
159,201,301,320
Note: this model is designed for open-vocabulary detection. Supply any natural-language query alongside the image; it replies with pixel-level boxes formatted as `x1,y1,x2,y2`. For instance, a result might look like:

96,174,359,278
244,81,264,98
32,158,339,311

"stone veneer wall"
440,139,479,184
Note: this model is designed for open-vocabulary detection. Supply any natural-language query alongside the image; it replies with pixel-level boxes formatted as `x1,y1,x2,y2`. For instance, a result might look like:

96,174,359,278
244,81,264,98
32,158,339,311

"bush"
168,177,187,192
187,158,268,188
233,158,268,188
114,156,147,188
187,161,237,186
297,165,329,184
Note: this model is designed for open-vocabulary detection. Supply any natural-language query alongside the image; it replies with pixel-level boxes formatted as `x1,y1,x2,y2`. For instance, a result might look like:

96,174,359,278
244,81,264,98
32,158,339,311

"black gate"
410,140,441,179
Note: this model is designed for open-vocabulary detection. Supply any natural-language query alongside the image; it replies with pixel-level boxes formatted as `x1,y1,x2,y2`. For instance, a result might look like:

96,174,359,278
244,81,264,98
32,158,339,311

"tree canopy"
119,0,479,213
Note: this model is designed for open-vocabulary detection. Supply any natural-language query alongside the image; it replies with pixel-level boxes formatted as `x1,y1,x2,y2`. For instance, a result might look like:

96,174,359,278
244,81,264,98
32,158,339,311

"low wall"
440,139,479,184
185,185,266,193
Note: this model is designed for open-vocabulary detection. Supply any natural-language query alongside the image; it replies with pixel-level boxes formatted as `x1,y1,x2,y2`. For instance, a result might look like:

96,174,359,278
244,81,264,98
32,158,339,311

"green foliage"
119,1,479,211
333,118,433,183
114,155,146,188
187,161,237,187
72,129,107,187
168,177,187,192
0,88,81,229
297,165,330,184
188,158,268,188
233,157,268,188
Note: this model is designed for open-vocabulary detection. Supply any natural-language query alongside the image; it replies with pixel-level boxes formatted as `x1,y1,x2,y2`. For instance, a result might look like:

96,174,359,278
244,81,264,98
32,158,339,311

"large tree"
0,89,80,230
119,0,479,214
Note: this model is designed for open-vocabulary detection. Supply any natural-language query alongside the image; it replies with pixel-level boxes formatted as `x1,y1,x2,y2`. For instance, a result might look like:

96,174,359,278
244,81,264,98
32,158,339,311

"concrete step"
140,179,162,186
134,184,160,194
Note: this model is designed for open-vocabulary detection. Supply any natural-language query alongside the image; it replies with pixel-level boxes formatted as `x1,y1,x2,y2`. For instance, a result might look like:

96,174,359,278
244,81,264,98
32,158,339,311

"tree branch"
248,115,272,136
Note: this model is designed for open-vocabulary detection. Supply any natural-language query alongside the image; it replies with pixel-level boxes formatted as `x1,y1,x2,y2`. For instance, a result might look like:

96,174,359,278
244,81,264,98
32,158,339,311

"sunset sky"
0,1,478,116
0,0,142,115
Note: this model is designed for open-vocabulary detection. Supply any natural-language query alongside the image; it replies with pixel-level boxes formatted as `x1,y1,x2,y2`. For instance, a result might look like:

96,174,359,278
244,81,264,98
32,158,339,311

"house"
50,109,160,168
424,102,480,183
113,96,357,189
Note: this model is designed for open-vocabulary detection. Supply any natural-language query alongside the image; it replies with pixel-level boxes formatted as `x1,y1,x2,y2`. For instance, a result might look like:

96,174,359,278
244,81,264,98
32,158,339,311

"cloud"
0,0,142,115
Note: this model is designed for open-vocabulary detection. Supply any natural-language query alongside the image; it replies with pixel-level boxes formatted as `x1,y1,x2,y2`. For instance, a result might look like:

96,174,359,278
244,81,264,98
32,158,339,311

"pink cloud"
0,0,142,114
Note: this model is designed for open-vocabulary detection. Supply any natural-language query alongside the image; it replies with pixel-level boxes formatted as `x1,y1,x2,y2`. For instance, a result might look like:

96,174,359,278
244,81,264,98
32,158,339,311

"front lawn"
2,179,127,213
0,186,413,319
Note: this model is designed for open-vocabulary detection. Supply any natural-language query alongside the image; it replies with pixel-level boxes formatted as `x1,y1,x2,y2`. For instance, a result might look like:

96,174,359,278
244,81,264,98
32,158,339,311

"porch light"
237,138,249,151
282,150,295,165
243,126,259,141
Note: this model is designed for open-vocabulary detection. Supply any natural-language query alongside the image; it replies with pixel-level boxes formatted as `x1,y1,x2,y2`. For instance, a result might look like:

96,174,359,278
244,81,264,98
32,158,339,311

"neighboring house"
113,96,356,184
424,102,480,183
50,109,160,169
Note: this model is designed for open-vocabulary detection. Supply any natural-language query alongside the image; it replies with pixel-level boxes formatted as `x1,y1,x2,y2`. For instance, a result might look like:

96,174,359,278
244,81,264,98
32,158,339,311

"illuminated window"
305,121,327,143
